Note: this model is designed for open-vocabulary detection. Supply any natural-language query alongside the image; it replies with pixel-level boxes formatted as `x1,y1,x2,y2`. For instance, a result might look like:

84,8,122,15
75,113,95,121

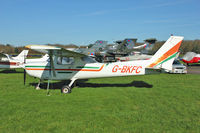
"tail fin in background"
39,54,50,61
123,38,137,49
147,36,183,71
142,38,157,54
92,40,107,49
129,38,156,51
42,54,49,60
12,50,29,62
88,40,108,52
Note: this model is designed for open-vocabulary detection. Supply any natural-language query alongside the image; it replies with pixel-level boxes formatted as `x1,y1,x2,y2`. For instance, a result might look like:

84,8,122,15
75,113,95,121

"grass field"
0,69,200,133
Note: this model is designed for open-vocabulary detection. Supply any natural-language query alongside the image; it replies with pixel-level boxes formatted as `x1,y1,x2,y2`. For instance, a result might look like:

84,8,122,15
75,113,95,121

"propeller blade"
23,52,26,85
24,69,26,85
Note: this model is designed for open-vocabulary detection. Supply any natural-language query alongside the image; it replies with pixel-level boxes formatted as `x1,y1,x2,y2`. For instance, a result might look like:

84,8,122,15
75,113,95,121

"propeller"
23,52,26,85
24,69,26,85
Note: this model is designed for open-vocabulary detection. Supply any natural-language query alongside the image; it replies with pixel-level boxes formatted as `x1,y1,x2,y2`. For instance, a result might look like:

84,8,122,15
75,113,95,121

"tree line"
0,40,200,55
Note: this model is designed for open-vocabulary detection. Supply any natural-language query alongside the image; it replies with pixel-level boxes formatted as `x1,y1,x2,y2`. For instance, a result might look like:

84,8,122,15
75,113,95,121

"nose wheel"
61,78,76,94
61,85,71,94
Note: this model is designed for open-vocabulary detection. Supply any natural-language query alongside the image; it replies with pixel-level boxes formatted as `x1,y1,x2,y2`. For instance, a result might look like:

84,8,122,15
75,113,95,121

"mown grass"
0,69,199,133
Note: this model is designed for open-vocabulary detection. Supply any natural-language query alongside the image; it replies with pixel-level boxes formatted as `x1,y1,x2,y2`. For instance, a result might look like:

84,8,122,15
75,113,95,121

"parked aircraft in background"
117,54,152,62
0,50,29,69
95,38,137,62
62,38,156,63
76,40,108,57
0,50,50,85
24,36,184,94
140,38,157,54
182,52,200,65
113,38,157,62
70,38,138,62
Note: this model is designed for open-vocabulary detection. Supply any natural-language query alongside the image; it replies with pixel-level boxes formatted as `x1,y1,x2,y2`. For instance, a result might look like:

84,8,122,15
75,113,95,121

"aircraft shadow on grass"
29,80,153,89
0,69,23,73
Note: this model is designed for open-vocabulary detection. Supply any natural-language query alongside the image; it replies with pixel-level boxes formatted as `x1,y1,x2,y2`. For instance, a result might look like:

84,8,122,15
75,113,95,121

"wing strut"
49,50,56,77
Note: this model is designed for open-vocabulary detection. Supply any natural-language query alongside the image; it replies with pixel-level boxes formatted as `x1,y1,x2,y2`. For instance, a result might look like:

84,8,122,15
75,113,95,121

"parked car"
169,59,187,74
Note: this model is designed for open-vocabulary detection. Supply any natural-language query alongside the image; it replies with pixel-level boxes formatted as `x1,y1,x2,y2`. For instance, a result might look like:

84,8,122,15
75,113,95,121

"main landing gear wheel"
61,86,71,94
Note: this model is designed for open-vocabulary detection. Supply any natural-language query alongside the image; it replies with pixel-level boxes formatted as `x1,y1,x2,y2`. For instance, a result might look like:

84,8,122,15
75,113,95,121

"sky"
0,0,199,46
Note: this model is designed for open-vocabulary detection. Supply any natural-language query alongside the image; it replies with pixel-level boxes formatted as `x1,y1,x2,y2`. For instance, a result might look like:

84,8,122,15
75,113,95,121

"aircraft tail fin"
93,40,107,49
41,54,49,60
147,36,183,71
123,38,137,49
142,38,157,54
88,40,107,52
13,50,29,62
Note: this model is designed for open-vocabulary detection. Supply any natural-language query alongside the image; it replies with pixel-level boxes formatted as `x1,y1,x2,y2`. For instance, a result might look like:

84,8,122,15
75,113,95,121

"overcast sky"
0,0,199,46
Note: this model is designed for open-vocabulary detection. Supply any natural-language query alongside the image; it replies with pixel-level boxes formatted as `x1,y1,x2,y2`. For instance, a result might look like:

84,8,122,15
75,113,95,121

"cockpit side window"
57,57,74,65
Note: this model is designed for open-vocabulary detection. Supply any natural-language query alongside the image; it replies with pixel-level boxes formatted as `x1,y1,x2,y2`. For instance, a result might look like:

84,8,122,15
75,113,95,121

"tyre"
61,86,71,94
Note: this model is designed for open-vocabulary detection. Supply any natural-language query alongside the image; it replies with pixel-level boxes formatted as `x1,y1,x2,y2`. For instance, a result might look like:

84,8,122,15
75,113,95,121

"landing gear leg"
36,79,41,90
61,78,77,94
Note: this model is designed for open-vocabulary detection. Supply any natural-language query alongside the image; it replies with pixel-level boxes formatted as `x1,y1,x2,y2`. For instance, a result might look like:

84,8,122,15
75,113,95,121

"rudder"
147,36,183,71
13,50,29,62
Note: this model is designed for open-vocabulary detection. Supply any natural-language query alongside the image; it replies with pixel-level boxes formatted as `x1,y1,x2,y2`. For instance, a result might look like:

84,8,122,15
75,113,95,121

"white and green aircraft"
24,36,183,94
0,50,29,69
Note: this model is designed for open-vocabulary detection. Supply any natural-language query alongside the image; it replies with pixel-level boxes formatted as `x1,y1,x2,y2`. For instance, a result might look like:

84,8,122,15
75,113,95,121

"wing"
133,44,147,49
26,45,86,57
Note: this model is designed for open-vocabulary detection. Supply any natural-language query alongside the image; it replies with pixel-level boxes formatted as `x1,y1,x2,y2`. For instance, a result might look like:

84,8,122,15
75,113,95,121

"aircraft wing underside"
26,45,86,57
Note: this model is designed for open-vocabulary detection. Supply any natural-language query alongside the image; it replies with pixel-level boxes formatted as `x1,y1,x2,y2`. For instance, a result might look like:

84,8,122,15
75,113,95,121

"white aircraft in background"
0,50,29,69
117,54,153,62
24,36,184,94
132,38,157,51
0,50,50,86
182,52,200,65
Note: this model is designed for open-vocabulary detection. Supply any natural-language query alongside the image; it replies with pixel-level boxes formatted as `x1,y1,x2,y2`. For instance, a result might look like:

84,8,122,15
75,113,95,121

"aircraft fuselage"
25,57,149,80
